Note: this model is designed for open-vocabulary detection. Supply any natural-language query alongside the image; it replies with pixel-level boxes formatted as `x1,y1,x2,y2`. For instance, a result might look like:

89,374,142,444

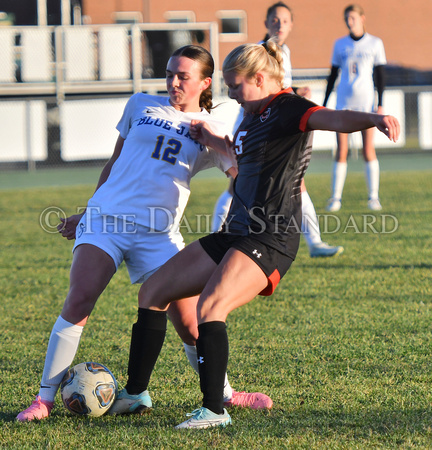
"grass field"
1,151,431,191
1,169,432,448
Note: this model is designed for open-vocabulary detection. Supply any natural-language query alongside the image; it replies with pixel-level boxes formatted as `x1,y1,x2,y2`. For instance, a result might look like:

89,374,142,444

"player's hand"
375,115,400,143
224,135,235,157
189,119,215,146
296,86,312,99
223,134,238,173
57,213,84,240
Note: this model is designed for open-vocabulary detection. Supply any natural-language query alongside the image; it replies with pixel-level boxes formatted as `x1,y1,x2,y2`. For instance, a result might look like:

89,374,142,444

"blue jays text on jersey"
136,110,205,151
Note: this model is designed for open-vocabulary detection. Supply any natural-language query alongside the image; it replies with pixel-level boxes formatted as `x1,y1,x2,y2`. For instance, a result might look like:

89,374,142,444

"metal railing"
0,23,431,169
0,22,220,101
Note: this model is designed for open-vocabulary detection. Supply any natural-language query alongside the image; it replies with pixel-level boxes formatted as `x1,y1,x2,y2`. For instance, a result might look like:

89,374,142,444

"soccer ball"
60,362,118,417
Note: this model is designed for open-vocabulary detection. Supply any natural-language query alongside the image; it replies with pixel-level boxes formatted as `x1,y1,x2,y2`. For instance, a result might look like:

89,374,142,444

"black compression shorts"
199,232,294,296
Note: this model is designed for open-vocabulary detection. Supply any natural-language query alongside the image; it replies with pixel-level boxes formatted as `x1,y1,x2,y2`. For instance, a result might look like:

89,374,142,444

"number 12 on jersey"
151,135,182,165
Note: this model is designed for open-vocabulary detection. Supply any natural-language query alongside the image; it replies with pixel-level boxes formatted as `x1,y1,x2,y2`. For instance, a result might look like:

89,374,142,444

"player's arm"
307,108,400,142
211,133,238,179
292,86,312,99
190,119,227,152
323,65,339,107
226,166,238,179
191,120,238,178
223,134,238,179
58,134,125,239
94,134,125,191
373,64,386,112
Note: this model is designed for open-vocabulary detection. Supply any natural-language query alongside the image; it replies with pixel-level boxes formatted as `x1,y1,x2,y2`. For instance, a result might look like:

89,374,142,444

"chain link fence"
0,23,431,171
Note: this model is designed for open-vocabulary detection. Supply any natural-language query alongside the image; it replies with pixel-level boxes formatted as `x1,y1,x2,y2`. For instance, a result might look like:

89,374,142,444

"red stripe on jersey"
258,88,294,115
259,269,281,296
299,106,324,132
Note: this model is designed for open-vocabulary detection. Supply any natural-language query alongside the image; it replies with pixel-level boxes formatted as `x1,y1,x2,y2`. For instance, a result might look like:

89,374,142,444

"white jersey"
281,44,292,88
332,33,386,111
88,93,232,231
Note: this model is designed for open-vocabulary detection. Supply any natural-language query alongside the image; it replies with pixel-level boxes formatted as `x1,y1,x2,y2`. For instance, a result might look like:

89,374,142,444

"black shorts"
199,232,294,296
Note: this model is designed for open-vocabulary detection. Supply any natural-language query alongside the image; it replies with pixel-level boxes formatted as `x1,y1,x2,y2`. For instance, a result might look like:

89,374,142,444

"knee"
178,315,198,344
197,298,228,324
175,324,198,346
362,149,377,162
62,291,96,324
335,149,348,163
138,283,164,310
167,303,198,345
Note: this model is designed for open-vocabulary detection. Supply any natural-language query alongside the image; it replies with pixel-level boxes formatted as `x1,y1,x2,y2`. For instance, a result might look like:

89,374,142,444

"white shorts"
73,211,185,284
336,102,375,113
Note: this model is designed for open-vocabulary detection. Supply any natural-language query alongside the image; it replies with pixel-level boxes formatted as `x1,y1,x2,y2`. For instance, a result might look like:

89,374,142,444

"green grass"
1,151,431,191
1,170,432,448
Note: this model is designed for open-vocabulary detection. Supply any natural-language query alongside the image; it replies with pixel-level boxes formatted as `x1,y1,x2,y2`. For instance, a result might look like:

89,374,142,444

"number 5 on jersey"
234,131,247,155
151,135,182,165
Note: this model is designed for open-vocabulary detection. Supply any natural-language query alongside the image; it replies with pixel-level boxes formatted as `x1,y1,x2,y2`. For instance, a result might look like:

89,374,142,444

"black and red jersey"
222,90,323,259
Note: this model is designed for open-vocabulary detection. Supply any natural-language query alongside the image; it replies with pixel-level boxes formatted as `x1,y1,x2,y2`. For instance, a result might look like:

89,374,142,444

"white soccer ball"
60,362,118,417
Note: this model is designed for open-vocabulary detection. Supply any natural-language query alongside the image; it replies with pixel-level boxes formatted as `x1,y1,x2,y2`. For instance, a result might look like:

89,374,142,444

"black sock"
196,321,228,414
125,308,167,395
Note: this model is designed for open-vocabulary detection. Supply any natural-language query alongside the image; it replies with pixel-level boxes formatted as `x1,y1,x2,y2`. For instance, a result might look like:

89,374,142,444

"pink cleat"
224,390,273,410
16,396,54,422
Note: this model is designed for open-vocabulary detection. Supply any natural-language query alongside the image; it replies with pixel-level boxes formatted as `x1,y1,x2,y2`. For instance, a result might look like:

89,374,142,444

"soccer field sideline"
0,152,431,191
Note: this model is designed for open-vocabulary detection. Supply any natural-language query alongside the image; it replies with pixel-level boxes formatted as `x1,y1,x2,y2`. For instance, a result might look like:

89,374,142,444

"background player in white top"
212,2,344,258
323,4,387,212
16,45,271,422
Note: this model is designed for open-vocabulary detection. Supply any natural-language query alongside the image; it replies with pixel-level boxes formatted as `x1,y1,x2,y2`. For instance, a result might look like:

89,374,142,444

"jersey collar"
258,88,294,115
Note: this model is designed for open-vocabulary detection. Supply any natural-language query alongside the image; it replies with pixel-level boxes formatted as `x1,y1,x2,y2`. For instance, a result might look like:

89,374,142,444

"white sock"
365,159,380,200
223,374,233,402
301,191,322,248
331,161,348,200
211,190,233,232
183,342,233,401
183,342,199,373
38,316,83,403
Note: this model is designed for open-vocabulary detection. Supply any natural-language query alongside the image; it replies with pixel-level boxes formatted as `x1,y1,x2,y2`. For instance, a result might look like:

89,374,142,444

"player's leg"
362,128,382,210
167,296,272,409
168,297,232,402
118,241,217,406
110,232,220,415
327,132,348,211
109,294,205,415
168,296,199,345
301,180,344,257
16,244,116,422
177,248,268,429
